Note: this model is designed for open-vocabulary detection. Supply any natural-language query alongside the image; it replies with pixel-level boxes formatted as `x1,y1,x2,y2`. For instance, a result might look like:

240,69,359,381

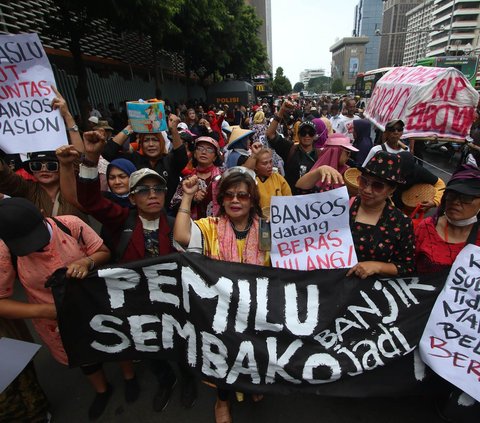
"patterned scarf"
215,215,265,264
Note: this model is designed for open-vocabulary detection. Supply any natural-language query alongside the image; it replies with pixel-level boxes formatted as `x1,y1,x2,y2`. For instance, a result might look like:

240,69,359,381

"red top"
415,216,480,274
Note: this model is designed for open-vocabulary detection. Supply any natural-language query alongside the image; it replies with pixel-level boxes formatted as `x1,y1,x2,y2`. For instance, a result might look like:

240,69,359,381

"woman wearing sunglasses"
346,151,415,279
362,119,408,166
0,150,86,220
414,165,480,423
170,136,223,219
173,166,268,423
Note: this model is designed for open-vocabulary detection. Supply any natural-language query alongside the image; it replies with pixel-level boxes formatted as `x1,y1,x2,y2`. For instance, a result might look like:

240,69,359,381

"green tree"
307,76,332,93
331,78,345,93
271,67,292,96
293,82,304,92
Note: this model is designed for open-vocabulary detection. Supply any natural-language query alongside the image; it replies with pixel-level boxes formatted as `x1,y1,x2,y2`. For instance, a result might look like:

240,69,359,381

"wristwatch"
122,128,132,136
67,124,79,132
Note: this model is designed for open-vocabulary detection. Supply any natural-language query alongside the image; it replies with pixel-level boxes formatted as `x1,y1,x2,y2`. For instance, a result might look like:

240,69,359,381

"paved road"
26,148,457,423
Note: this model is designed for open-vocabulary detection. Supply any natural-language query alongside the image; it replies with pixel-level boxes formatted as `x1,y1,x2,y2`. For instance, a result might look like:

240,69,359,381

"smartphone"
258,218,271,251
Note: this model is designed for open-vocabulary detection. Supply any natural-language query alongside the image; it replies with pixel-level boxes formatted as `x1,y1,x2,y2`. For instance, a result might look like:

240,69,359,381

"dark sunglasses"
299,129,316,137
357,175,388,193
131,184,166,196
386,127,403,133
223,191,251,201
29,161,59,172
445,191,477,204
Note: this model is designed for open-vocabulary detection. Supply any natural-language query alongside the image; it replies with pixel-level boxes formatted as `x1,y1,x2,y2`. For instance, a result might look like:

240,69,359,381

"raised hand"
56,145,80,165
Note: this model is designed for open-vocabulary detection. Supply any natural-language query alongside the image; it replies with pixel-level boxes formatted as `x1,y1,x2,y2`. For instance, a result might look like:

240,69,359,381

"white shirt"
362,143,409,167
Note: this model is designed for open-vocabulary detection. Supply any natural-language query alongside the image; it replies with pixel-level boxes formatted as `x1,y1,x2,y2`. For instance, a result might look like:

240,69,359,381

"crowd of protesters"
1,90,480,423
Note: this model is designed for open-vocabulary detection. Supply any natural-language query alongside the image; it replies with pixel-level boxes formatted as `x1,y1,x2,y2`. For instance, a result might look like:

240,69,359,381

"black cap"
299,121,316,132
0,198,50,256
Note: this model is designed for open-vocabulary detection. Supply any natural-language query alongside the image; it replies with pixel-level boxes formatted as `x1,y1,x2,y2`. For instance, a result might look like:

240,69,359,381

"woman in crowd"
173,167,269,423
170,136,223,218
362,119,408,166
295,133,359,193
185,108,201,135
352,119,373,166
244,143,291,210
312,118,329,149
0,198,112,421
415,165,480,422
101,114,187,208
347,151,415,278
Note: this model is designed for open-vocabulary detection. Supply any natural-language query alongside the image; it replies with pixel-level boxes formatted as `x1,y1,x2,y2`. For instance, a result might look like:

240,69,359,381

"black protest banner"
48,253,447,396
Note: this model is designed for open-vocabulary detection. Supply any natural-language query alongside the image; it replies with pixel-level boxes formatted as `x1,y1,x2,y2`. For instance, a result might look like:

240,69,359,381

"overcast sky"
271,0,360,84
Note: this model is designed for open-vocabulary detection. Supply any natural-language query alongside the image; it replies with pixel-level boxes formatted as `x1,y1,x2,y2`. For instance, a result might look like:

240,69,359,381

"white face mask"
445,214,478,227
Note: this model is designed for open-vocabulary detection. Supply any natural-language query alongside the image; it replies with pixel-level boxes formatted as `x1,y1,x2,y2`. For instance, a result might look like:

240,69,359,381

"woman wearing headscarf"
312,118,329,149
296,134,359,193
352,119,373,166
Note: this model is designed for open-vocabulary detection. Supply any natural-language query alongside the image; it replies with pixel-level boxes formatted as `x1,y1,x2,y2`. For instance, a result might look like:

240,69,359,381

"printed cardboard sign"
0,33,67,153
420,244,480,401
127,101,167,133
269,187,358,270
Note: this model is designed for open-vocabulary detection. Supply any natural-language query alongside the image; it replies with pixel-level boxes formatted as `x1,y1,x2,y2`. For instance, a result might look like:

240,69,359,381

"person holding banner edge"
415,165,480,422
72,131,198,413
173,167,269,423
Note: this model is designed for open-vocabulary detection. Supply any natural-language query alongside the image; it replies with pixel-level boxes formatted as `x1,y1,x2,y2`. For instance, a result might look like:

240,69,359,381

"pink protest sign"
365,66,479,140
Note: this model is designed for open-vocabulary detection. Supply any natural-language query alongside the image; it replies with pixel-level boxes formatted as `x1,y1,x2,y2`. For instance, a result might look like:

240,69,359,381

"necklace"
230,218,253,240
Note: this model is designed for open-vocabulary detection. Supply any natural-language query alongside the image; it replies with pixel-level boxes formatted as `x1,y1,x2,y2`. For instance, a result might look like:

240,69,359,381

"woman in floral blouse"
346,151,415,279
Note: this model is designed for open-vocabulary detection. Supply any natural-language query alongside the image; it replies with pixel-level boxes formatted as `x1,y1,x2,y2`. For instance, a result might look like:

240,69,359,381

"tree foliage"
307,76,332,93
331,78,345,93
293,82,304,92
271,67,292,96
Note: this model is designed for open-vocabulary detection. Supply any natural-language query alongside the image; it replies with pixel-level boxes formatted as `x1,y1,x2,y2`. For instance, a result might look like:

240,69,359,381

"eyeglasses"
29,161,59,172
387,127,403,133
131,184,166,196
196,145,216,154
445,191,477,204
299,130,316,137
223,191,251,201
357,175,388,193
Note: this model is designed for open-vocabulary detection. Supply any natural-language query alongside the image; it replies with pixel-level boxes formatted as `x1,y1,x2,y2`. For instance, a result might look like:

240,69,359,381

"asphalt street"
24,148,457,423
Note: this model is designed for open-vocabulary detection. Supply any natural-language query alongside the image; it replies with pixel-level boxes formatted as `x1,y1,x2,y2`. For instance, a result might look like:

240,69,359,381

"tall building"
299,68,326,86
353,0,384,71
330,37,369,87
378,0,424,67
427,0,480,57
403,0,436,65
245,0,273,72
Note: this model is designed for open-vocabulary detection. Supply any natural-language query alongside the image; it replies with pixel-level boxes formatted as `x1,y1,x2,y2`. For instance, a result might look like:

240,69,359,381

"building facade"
353,0,384,71
427,0,480,57
330,37,369,87
299,68,326,86
378,0,425,67
245,0,273,72
403,0,436,65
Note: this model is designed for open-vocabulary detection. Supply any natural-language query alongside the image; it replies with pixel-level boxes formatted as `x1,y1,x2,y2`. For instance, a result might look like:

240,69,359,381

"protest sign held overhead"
420,244,480,402
127,100,167,133
49,253,447,397
365,66,479,140
269,187,358,270
0,33,67,153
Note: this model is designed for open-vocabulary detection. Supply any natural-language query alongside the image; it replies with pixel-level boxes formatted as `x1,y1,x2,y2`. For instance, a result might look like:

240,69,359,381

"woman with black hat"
346,151,416,279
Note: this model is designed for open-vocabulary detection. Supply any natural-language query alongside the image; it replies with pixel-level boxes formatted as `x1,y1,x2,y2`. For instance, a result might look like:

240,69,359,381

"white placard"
270,186,358,270
0,32,67,153
419,244,480,401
